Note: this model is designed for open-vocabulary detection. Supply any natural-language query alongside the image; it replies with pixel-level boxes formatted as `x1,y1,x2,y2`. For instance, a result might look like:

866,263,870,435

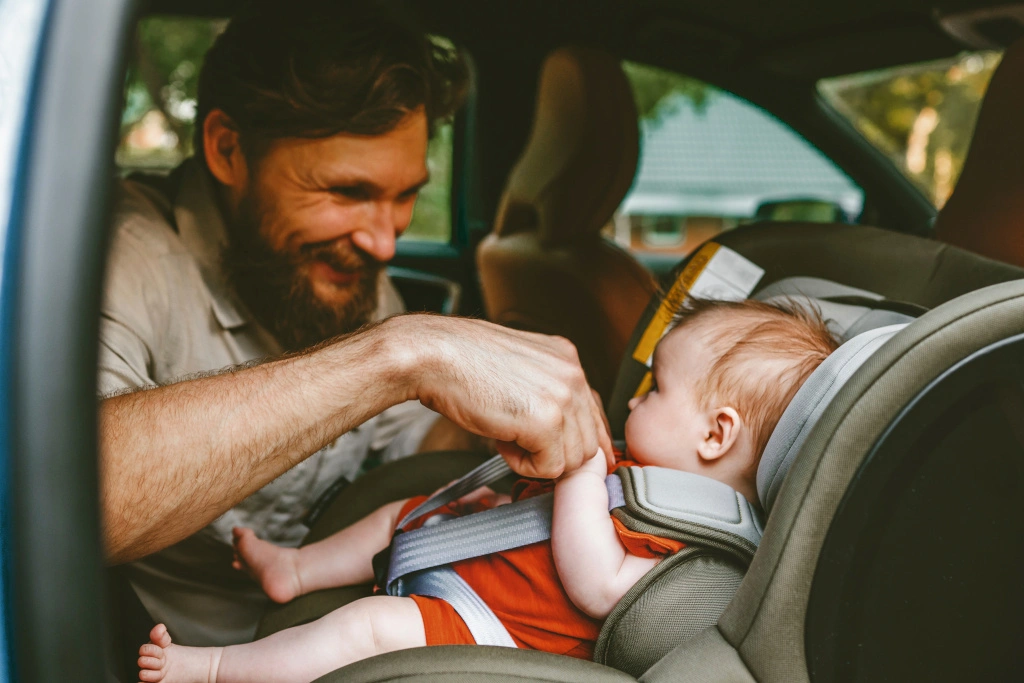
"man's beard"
222,193,383,353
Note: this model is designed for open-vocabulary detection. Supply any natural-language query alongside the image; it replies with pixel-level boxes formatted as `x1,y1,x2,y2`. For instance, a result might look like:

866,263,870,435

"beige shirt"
101,159,439,645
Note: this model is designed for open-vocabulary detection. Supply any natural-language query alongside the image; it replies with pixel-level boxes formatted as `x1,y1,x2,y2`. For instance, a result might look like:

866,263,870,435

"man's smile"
311,260,361,286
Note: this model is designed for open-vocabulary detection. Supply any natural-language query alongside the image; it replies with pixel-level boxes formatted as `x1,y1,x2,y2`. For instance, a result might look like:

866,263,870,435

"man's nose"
351,202,399,262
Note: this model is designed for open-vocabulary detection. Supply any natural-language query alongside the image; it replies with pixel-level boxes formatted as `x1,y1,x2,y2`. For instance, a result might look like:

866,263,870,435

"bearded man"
99,3,610,648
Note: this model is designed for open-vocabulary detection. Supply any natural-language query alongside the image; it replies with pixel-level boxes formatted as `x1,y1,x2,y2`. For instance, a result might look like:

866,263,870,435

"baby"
138,298,837,683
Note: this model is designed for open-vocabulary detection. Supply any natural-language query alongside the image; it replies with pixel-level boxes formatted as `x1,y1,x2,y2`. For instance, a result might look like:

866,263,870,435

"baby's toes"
148,623,172,648
138,654,164,671
139,666,166,682
138,643,163,660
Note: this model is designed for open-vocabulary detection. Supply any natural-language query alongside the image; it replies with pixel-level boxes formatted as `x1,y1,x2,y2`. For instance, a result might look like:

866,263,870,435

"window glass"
406,119,453,243
608,62,863,256
818,51,1001,208
118,16,455,243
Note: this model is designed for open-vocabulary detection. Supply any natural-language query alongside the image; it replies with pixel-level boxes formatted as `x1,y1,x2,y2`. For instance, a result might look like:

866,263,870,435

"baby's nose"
628,397,640,410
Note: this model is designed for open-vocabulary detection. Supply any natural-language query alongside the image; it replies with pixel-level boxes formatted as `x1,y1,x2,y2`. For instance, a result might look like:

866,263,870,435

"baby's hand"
455,485,512,508
561,447,608,481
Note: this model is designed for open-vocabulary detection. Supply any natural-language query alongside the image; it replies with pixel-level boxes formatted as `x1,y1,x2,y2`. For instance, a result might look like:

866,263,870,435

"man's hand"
389,315,612,479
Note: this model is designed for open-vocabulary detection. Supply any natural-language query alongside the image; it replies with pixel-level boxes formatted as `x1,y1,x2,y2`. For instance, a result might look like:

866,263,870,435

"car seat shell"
714,279,1024,682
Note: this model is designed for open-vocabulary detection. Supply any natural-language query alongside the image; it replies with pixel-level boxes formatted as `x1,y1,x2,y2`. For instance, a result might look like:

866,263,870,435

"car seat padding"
312,645,637,683
716,280,1024,682
756,323,907,513
594,549,746,678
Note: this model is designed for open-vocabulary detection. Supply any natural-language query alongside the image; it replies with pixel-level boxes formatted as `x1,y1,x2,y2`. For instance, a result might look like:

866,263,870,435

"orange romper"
393,462,685,660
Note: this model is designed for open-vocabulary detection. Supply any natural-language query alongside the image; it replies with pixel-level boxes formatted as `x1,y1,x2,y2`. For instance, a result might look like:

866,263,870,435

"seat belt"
375,455,623,647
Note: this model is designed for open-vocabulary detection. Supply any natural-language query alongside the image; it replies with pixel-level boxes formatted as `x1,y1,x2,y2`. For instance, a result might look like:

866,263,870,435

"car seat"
934,37,1024,267
261,223,1024,682
475,46,656,400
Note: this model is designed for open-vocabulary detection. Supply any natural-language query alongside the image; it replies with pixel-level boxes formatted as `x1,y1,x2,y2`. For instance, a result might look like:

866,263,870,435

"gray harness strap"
383,455,624,647
397,455,513,529
386,492,555,593
398,566,518,648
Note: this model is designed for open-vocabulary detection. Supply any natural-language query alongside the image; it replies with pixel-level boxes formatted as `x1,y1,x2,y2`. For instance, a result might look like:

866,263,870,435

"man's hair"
194,0,468,163
669,297,840,462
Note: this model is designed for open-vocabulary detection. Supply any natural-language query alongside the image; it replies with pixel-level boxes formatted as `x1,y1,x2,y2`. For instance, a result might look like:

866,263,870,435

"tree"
820,52,1001,206
623,61,713,126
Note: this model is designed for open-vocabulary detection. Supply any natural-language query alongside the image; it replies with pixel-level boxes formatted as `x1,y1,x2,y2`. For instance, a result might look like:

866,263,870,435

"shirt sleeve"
97,219,170,396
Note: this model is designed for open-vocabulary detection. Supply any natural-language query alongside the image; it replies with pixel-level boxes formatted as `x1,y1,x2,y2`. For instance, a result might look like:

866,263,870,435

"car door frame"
3,0,135,680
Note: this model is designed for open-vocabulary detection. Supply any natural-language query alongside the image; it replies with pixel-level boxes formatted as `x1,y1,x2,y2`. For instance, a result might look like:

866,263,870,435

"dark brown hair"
668,297,840,460
194,0,468,163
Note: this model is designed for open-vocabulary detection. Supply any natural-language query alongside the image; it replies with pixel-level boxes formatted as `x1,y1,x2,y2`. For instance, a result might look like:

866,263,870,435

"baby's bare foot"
138,624,221,683
232,527,302,603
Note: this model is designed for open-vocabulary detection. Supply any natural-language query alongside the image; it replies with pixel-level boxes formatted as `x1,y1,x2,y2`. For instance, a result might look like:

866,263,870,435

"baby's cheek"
622,419,647,463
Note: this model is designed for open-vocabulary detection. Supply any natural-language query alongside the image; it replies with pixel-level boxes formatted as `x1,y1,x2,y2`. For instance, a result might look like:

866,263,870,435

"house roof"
621,91,865,217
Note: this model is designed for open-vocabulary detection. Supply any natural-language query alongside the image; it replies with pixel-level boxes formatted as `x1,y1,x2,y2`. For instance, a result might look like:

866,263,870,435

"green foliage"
820,51,1001,206
622,61,714,125
405,124,454,242
119,17,226,166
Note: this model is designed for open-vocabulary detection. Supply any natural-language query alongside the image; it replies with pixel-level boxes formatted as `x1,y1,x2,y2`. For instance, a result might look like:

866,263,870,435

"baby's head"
624,297,839,505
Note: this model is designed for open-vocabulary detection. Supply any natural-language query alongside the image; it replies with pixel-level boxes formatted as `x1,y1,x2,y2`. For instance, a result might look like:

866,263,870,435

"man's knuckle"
549,383,573,407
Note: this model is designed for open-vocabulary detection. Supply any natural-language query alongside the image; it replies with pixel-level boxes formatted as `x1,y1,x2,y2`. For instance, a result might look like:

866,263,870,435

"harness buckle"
372,529,403,594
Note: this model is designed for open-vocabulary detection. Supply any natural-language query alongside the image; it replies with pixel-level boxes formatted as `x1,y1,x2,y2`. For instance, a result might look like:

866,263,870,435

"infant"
138,298,837,683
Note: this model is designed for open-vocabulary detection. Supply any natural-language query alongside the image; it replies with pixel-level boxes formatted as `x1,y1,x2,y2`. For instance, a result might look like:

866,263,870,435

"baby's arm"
552,451,659,619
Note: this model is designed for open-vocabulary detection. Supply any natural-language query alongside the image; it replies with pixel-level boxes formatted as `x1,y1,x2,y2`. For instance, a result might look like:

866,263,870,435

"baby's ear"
697,407,743,462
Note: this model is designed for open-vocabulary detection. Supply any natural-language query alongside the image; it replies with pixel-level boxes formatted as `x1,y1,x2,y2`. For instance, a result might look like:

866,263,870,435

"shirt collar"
173,159,250,330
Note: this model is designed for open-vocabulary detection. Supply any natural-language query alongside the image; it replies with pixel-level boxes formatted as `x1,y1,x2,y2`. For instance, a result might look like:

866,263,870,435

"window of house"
117,16,457,243
607,62,864,257
818,51,1001,209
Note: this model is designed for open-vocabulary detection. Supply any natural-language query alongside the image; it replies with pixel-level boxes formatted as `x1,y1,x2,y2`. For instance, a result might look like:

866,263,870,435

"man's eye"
330,186,369,200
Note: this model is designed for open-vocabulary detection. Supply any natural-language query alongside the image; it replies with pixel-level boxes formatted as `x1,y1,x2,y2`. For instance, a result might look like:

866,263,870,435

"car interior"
8,1,1024,682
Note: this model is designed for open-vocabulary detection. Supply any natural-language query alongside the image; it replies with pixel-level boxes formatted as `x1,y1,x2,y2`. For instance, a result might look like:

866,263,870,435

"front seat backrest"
477,47,656,399
934,38,1024,266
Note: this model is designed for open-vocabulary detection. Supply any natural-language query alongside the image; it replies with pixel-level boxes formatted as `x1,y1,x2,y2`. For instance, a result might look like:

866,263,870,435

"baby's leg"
138,595,425,683
233,498,408,603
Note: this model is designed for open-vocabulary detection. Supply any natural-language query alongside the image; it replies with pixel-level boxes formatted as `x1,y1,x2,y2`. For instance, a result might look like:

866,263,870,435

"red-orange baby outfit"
394,460,685,660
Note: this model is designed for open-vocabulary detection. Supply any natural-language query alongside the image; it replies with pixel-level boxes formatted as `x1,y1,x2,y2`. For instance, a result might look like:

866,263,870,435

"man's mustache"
296,240,382,274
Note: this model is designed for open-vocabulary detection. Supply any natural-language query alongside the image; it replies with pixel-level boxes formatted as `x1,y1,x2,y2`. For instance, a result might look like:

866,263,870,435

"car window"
117,16,455,244
818,51,1002,208
607,61,864,257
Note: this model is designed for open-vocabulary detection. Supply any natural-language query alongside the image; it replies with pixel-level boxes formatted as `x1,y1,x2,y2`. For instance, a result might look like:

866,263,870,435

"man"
100,3,610,647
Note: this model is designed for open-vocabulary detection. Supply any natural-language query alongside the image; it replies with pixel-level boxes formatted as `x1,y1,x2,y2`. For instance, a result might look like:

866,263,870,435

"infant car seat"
261,223,1024,682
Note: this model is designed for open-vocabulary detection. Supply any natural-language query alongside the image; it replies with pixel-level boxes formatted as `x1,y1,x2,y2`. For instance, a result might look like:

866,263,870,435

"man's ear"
696,406,742,463
202,109,248,190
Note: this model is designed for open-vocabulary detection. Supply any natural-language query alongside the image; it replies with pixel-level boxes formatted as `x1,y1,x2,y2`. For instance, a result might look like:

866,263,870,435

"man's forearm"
100,319,414,564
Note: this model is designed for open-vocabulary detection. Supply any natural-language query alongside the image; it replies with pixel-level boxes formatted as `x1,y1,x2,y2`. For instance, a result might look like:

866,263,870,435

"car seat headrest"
754,276,917,341
755,323,907,513
934,37,1024,267
492,47,639,246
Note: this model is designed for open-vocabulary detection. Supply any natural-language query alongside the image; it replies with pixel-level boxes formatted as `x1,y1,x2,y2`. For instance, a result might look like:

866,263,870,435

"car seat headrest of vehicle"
492,47,639,246
755,323,907,512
